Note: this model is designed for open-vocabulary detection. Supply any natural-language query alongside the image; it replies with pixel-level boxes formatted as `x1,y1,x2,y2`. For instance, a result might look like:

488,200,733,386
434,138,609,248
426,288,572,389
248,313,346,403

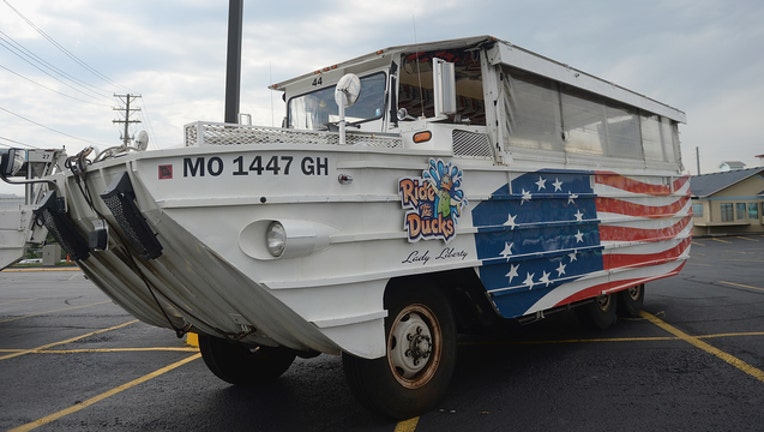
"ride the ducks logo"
399,158,467,243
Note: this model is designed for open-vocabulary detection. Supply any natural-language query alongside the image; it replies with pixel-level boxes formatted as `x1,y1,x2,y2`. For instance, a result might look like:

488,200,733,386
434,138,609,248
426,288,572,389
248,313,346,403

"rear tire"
198,334,296,386
576,293,618,330
617,284,645,317
343,285,456,419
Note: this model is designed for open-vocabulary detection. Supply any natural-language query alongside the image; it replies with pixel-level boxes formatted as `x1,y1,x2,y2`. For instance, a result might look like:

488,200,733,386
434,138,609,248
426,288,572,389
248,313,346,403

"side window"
561,86,605,156
660,117,679,163
605,101,642,159
641,114,664,161
399,56,435,119
560,86,643,159
502,67,563,152
498,67,681,165
399,49,485,125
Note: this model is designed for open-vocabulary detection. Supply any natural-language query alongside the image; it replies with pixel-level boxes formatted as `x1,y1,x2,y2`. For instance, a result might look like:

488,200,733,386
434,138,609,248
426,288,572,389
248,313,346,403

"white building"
718,161,746,172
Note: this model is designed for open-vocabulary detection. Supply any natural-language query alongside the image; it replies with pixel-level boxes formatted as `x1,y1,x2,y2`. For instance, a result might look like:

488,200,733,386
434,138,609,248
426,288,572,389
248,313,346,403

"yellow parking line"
35,347,199,354
462,336,677,345
399,325,764,431
710,238,732,244
8,353,202,432
691,241,705,247
718,280,764,293
461,329,764,346
0,320,138,361
702,331,764,340
641,311,764,384
395,417,420,432
1,347,198,355
0,298,37,307
0,300,112,324
1,267,81,272
736,236,758,242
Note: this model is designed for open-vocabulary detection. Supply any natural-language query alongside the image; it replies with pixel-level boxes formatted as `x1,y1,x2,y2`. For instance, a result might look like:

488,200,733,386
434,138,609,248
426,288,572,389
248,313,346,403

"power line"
1,0,127,92
0,105,102,147
1,2,145,150
136,99,157,149
0,135,42,149
0,63,111,107
0,36,111,102
0,29,113,99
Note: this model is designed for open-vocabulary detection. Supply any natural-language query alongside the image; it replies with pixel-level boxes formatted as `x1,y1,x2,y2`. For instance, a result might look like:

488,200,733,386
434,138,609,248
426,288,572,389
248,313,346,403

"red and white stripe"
529,172,691,312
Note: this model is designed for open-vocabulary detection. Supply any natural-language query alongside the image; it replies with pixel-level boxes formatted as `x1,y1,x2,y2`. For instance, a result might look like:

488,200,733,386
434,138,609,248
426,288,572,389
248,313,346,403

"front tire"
343,285,456,419
198,334,296,386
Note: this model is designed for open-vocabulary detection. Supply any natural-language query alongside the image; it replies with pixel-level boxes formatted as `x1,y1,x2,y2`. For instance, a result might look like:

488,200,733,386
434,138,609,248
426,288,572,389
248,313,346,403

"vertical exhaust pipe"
224,0,244,124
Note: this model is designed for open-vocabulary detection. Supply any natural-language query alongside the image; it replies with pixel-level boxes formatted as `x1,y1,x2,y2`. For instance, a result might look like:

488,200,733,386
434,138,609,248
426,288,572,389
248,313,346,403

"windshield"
287,72,386,131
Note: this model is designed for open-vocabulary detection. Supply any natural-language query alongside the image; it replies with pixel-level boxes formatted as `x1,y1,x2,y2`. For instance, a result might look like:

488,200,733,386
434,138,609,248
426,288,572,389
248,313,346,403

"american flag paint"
471,170,691,319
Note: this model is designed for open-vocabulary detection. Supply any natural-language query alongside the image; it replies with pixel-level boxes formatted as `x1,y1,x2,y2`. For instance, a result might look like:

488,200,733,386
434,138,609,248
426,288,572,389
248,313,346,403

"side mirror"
334,73,362,145
433,58,457,117
0,148,26,177
396,107,416,121
334,73,361,108
134,130,149,151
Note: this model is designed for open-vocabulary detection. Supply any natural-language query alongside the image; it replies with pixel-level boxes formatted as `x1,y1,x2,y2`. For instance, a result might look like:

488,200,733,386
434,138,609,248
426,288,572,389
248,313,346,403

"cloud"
683,85,764,173
1,0,764,197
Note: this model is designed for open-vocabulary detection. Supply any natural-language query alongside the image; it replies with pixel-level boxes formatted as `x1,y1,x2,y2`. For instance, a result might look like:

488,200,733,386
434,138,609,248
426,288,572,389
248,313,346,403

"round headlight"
266,221,286,257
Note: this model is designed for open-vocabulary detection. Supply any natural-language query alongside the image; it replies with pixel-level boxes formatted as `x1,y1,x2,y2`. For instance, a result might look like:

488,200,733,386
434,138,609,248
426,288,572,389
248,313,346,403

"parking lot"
1,236,763,431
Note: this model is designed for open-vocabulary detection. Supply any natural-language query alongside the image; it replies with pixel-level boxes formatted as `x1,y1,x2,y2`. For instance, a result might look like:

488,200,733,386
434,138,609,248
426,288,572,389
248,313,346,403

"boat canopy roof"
270,35,686,124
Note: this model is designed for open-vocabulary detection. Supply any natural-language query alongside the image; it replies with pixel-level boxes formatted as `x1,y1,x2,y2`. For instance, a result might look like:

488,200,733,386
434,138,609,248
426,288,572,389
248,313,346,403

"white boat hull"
43,131,689,360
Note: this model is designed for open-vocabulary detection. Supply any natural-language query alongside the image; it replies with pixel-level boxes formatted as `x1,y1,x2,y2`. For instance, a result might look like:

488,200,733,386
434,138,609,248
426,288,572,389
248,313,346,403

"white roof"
271,35,686,123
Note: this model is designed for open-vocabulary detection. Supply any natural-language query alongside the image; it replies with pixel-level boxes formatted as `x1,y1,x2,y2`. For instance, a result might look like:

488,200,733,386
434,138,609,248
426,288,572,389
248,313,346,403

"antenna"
270,62,275,127
412,15,425,118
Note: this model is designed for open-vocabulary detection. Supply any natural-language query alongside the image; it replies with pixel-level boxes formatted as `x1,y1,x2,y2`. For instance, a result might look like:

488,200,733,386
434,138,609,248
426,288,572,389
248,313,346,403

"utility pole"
113,94,142,145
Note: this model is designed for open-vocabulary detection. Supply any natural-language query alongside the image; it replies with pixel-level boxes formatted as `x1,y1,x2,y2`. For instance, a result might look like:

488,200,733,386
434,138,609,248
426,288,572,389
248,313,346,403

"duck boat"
0,35,690,419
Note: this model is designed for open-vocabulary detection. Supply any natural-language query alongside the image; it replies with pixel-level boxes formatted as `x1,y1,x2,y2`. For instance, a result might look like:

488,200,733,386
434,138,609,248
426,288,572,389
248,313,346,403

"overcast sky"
1,0,763,195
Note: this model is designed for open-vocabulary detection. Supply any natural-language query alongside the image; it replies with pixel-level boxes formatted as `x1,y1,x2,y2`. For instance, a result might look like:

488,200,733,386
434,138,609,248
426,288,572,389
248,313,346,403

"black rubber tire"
618,284,645,317
576,293,618,330
617,284,645,317
342,285,456,419
198,334,296,386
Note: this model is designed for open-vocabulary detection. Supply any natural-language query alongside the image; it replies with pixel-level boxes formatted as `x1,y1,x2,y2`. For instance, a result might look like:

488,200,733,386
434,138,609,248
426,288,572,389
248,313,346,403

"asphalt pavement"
1,235,762,431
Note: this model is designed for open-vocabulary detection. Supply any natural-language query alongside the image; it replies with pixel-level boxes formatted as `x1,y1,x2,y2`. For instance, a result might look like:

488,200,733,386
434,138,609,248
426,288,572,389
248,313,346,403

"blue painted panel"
471,170,604,318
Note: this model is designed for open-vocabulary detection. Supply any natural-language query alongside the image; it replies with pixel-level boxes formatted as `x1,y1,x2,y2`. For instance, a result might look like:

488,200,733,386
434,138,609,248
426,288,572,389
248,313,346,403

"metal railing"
184,122,403,149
